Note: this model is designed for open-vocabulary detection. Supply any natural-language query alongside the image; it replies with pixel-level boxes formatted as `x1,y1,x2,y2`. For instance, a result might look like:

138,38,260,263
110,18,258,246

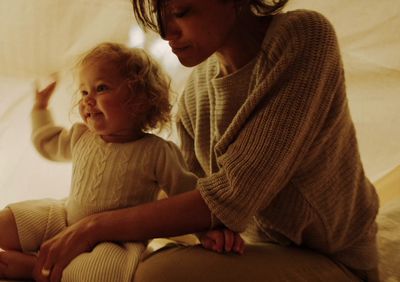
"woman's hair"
78,42,172,132
131,0,289,36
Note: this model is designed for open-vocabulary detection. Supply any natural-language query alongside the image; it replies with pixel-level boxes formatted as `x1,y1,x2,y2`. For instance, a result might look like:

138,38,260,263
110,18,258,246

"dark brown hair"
131,0,289,37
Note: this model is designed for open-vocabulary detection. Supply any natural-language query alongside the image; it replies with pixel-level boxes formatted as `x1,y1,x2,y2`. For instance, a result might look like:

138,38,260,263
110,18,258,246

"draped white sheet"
0,0,399,208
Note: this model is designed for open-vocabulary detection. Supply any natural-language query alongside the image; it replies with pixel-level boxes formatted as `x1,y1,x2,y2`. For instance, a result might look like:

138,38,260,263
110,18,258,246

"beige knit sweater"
31,109,197,225
177,10,379,271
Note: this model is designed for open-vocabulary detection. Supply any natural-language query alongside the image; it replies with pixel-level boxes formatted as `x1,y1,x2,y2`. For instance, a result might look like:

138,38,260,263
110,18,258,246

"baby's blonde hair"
78,42,172,132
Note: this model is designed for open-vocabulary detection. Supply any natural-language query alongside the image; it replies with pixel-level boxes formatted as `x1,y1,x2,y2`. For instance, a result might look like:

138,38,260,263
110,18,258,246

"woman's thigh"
134,243,359,282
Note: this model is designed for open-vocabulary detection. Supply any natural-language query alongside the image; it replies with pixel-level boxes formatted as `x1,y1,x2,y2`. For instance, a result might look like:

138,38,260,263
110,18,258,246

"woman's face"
160,0,238,67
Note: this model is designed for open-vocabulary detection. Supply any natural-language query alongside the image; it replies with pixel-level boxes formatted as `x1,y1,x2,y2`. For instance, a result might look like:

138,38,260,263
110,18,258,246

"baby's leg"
0,199,67,279
62,242,145,282
0,208,36,279
0,249,36,279
0,208,22,250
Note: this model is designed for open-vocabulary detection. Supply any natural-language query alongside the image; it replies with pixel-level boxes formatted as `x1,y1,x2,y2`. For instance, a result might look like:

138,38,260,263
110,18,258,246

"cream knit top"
177,10,379,270
31,109,197,225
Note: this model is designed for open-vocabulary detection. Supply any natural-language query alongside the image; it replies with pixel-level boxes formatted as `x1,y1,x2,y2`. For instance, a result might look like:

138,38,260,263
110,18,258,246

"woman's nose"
161,16,181,40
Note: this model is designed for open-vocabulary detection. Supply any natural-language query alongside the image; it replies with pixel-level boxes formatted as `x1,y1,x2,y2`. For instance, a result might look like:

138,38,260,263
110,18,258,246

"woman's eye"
172,8,190,18
97,84,108,92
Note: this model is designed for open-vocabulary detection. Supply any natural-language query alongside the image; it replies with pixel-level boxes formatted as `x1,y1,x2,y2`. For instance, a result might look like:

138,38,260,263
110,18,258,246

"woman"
31,0,379,281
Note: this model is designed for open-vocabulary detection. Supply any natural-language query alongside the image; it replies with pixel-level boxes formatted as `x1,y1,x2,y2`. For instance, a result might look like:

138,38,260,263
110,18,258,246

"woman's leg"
0,208,36,279
133,243,361,282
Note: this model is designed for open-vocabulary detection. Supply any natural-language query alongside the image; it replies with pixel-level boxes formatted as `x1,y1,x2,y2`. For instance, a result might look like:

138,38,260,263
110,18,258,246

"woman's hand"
32,216,97,282
199,228,245,255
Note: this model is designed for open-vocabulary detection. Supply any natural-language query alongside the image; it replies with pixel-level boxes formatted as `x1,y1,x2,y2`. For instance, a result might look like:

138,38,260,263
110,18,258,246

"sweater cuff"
198,171,249,232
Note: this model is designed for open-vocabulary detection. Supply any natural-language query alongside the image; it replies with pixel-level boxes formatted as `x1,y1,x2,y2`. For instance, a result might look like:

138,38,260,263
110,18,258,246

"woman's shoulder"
275,9,334,32
268,9,336,43
264,9,339,56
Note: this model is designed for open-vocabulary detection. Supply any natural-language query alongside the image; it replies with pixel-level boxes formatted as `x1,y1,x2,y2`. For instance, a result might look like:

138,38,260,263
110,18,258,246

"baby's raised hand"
199,228,245,255
34,80,57,110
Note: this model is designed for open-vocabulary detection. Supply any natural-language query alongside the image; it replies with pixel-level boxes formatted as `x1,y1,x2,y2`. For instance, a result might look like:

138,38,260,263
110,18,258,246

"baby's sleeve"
31,108,86,162
154,139,198,197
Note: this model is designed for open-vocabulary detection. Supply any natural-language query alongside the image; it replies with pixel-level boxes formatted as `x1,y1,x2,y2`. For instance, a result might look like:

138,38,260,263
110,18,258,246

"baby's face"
78,60,145,142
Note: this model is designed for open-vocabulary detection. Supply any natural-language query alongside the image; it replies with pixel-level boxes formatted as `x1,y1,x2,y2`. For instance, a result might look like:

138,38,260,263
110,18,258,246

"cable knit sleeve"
154,138,198,196
197,11,345,232
31,108,87,162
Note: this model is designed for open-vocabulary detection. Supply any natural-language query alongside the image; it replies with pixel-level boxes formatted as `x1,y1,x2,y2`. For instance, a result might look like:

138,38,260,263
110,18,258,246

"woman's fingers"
210,230,224,253
200,236,214,250
33,244,51,281
49,264,64,282
233,233,245,255
34,244,67,282
223,229,234,252
201,228,245,254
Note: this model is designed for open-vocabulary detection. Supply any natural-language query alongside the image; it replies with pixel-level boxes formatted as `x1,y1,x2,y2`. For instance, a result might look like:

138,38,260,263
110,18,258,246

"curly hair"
78,42,172,132
131,0,289,37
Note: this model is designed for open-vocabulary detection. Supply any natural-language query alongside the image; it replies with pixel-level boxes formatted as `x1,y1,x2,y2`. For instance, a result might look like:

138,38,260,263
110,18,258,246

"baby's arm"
31,81,86,162
199,228,245,255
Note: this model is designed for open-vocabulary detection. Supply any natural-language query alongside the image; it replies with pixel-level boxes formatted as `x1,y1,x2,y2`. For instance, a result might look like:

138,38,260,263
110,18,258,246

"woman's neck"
216,12,271,76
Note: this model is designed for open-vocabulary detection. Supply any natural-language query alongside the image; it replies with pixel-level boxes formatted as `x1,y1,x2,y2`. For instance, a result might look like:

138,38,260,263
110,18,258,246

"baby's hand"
199,228,245,255
34,80,57,110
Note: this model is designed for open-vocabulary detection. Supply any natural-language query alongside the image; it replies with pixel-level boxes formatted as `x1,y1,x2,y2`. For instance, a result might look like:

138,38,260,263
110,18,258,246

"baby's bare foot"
0,248,36,279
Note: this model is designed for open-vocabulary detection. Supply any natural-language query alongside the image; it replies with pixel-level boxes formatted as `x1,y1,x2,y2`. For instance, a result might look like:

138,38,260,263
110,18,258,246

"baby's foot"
0,248,36,279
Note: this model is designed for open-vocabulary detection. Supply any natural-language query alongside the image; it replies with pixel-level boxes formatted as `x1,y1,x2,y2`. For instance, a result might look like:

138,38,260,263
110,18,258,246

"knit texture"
8,108,197,281
177,10,379,271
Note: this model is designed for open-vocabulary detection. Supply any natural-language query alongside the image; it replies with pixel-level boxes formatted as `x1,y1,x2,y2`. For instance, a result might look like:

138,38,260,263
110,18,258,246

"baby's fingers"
36,81,57,96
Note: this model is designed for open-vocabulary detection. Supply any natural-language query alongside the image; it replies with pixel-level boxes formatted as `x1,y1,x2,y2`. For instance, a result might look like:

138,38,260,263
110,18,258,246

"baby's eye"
97,84,109,92
80,90,88,97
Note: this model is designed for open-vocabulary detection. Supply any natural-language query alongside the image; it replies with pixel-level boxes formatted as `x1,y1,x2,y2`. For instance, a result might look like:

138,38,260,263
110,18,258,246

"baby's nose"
84,95,95,106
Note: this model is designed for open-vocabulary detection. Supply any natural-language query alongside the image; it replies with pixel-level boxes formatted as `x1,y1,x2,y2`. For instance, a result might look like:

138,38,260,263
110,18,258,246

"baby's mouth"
86,112,102,119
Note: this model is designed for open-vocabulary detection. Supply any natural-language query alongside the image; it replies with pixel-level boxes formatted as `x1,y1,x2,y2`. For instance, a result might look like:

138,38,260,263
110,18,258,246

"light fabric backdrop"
0,0,399,208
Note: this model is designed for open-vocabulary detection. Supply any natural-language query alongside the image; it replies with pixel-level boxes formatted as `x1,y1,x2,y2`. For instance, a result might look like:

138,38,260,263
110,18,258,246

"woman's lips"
170,44,189,54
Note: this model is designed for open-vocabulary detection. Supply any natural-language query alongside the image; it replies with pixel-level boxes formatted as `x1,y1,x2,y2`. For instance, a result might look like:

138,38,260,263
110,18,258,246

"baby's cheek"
78,104,85,120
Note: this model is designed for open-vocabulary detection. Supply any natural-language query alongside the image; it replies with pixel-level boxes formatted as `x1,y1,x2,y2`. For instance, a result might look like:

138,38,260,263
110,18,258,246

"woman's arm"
33,190,212,282
94,189,211,242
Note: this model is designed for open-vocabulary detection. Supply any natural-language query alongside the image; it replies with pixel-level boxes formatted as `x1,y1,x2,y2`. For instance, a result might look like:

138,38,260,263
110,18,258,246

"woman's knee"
133,244,359,282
